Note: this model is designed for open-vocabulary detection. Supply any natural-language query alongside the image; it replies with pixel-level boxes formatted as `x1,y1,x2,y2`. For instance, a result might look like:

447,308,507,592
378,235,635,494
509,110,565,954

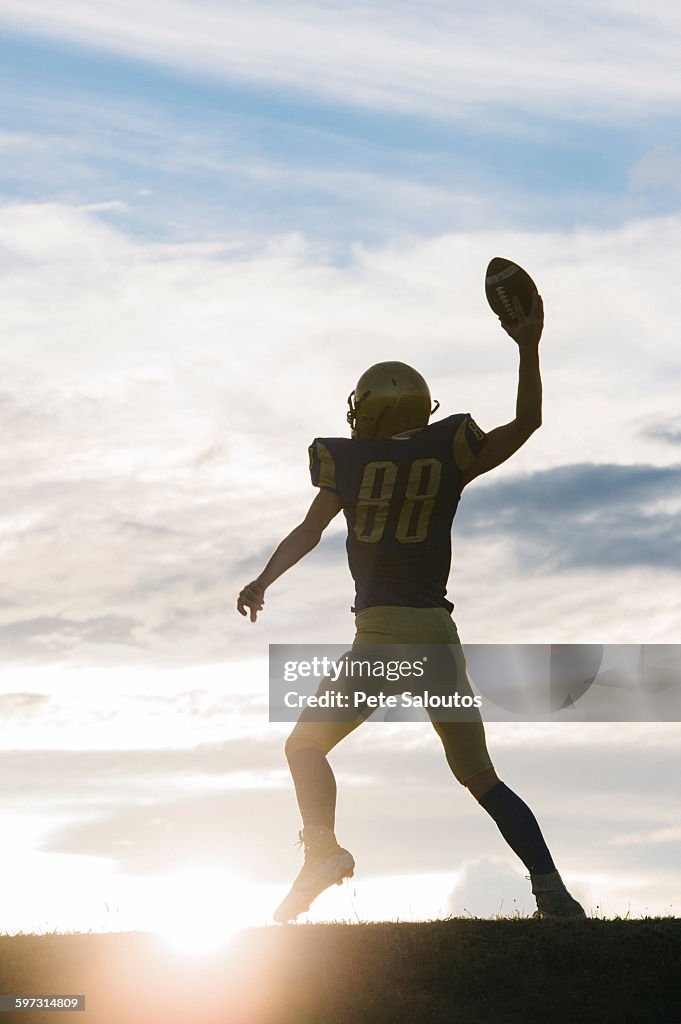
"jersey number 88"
354,458,442,544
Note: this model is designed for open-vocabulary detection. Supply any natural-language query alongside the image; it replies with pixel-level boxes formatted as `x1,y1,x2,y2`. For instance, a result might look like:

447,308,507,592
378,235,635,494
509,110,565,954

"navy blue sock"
477,781,556,875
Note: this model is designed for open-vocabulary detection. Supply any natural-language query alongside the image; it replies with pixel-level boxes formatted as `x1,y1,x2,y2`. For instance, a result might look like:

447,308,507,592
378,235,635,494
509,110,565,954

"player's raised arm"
236,488,342,622
461,292,543,489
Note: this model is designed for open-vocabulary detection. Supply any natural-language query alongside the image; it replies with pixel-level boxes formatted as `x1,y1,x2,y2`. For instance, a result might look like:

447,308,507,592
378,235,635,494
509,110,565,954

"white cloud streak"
3,1,681,122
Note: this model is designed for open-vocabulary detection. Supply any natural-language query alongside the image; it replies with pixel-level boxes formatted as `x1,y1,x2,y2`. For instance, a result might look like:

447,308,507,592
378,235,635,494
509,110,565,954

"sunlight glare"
151,870,256,955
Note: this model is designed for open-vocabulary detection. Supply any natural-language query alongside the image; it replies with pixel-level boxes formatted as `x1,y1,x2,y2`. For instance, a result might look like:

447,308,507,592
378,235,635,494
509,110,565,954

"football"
485,257,539,325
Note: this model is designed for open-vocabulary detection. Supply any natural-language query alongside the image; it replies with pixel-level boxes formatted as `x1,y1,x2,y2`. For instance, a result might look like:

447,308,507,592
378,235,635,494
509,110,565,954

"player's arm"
236,488,342,622
461,293,543,489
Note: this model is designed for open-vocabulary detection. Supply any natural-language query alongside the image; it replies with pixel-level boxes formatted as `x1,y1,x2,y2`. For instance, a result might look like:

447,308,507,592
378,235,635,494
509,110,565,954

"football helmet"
347,361,439,439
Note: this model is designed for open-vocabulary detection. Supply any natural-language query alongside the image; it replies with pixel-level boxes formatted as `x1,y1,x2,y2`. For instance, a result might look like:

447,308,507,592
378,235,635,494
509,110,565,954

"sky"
1,0,680,942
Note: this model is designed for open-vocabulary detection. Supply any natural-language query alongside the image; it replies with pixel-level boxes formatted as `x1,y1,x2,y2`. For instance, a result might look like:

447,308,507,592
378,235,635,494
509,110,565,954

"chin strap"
347,388,371,435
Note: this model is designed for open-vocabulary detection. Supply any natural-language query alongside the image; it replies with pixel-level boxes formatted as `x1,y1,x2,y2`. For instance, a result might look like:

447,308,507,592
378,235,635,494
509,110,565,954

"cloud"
447,857,529,917
2,2,681,123
640,416,681,445
2,202,681,665
0,614,141,659
607,825,681,846
0,675,275,758
0,691,50,715
2,720,679,911
631,146,681,193
463,462,681,570
0,740,282,798
0,744,286,878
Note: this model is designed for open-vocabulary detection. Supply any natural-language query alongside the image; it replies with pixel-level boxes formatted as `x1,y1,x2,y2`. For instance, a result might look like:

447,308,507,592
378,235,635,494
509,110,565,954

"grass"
1,917,680,1023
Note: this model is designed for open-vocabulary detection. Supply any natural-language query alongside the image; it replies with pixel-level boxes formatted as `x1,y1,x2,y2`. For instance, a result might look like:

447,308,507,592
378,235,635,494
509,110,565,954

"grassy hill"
1,918,679,1023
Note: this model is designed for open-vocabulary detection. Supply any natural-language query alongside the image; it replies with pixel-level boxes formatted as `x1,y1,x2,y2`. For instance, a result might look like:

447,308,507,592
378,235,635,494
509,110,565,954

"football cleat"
530,870,587,919
346,361,439,439
273,826,355,924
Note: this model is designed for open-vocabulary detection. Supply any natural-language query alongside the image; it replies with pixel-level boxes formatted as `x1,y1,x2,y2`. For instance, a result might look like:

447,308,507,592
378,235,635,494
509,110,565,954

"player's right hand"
237,581,265,622
501,293,544,348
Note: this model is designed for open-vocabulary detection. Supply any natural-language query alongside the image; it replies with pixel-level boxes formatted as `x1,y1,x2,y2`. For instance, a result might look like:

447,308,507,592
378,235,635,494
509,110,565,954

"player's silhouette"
238,292,586,923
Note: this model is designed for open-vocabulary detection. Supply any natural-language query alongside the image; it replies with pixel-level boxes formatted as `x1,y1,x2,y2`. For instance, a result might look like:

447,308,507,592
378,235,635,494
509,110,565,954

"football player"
237,293,586,923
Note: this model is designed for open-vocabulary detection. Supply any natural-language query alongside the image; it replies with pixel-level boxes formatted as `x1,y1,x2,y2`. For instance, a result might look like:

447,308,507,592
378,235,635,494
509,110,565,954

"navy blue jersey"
309,414,487,611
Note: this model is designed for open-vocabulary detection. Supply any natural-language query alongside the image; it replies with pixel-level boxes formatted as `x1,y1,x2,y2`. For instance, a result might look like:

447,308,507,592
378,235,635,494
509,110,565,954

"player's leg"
465,763,557,875
429,640,585,918
433,720,585,918
285,737,337,831
274,716,362,923
284,714,365,831
468,765,586,918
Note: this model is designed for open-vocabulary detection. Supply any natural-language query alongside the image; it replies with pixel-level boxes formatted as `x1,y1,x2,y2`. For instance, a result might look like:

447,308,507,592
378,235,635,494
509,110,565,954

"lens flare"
150,870,255,955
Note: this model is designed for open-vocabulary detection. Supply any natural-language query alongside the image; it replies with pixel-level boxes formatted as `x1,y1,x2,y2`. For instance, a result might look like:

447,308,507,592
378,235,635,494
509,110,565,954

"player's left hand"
237,580,265,622
501,292,544,348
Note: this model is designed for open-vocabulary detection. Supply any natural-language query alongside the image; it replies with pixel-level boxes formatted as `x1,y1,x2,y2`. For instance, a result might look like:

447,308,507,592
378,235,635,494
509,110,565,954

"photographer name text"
282,690,482,709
